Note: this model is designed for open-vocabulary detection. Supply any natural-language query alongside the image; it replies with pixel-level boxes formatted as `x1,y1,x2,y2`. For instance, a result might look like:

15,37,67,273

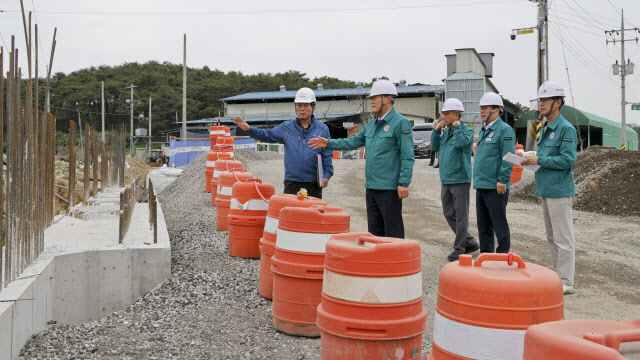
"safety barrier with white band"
322,271,422,304
218,186,233,196
263,216,279,234
230,198,269,211
275,229,335,254
206,161,216,168
432,312,526,360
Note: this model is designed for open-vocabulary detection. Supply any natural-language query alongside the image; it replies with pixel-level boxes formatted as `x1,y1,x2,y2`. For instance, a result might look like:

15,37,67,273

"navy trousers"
476,189,511,253
365,189,405,239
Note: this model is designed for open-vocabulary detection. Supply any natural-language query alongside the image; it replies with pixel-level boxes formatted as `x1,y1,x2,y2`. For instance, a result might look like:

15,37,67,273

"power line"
552,8,618,28
50,105,130,116
563,0,610,30
550,14,607,33
1,0,528,15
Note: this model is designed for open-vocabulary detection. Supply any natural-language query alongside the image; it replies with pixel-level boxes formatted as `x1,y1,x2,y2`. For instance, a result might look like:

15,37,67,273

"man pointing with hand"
309,79,415,239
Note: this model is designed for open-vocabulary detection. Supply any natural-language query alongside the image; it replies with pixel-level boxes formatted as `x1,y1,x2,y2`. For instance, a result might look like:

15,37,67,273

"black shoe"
447,250,462,262
434,164,439,168
428,162,434,166
464,243,480,254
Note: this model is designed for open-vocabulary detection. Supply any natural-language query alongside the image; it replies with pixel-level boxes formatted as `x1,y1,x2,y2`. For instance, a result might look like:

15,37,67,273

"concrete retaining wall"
0,196,171,359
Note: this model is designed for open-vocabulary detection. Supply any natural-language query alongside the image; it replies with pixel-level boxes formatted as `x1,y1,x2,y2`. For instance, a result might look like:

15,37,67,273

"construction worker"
308,79,414,238
429,114,442,168
473,92,516,253
522,81,578,295
431,98,479,262
233,87,334,199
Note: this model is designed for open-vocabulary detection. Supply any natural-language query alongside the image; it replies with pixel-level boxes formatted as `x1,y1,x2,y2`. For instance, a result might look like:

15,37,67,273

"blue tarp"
169,139,211,167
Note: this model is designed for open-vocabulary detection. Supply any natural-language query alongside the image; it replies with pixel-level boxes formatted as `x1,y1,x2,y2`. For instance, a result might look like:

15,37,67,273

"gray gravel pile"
19,150,321,360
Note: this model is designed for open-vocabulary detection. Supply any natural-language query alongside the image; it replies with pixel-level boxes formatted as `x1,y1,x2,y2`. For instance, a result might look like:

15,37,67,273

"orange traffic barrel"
206,151,231,171
259,194,327,300
523,317,640,360
428,252,564,360
317,232,427,360
212,159,243,200
332,150,340,159
209,126,230,148
271,205,350,337
510,147,525,184
227,179,275,258
215,170,253,230
204,169,214,193
216,136,235,157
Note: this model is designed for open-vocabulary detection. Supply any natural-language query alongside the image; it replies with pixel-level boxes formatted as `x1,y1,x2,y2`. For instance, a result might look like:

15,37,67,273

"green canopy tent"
516,105,638,151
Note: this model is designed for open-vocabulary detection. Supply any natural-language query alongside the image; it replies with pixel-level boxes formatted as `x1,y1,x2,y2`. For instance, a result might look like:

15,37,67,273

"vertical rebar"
83,124,90,202
69,120,76,208
92,132,98,196
101,139,108,189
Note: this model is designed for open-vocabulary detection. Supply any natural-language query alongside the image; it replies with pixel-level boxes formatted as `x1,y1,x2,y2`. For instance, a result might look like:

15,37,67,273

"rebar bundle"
118,176,139,244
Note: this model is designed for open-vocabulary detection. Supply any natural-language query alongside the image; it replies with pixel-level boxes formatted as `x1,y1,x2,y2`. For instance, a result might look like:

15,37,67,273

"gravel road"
18,150,640,359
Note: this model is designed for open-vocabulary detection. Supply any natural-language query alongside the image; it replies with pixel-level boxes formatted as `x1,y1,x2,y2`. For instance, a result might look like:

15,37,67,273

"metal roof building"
517,105,639,150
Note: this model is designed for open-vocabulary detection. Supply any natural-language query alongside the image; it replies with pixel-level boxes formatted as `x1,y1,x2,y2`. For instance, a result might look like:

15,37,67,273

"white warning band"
275,229,334,254
230,198,269,211
206,161,216,168
210,130,225,135
263,216,279,234
213,170,222,178
322,270,422,304
218,186,233,196
433,312,526,360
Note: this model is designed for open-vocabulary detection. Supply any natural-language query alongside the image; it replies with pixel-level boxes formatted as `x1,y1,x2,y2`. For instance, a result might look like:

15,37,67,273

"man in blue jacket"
522,81,578,295
233,87,334,199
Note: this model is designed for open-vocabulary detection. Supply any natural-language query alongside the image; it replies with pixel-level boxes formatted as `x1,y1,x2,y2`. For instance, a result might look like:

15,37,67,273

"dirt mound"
511,146,640,216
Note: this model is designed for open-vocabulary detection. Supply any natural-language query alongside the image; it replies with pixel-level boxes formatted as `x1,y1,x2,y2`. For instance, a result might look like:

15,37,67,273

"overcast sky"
1,0,640,125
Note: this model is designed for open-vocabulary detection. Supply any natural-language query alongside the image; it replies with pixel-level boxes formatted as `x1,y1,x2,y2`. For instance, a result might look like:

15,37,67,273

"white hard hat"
442,98,464,112
295,87,316,103
537,81,566,99
369,80,398,97
479,92,504,107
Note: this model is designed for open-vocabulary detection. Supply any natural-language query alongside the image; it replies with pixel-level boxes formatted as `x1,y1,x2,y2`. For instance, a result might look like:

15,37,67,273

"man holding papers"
309,80,415,238
521,81,578,295
473,92,516,254
234,87,333,199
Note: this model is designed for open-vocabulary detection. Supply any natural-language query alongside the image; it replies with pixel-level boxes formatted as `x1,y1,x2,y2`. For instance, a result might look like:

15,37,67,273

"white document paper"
503,152,540,172
316,153,323,184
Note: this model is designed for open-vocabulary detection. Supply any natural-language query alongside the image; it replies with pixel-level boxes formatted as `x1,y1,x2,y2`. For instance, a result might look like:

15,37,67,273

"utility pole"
125,84,138,155
148,97,152,158
101,81,105,143
606,9,639,150
182,34,187,140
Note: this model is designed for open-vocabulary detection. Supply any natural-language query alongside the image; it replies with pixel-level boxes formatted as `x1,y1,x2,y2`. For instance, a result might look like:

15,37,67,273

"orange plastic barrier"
204,169,214,193
211,159,242,201
317,232,427,360
215,136,235,157
227,179,275,258
510,144,525,184
205,151,231,172
215,170,253,231
259,194,326,300
523,317,640,360
209,126,230,149
427,253,564,360
271,205,350,337
332,150,340,159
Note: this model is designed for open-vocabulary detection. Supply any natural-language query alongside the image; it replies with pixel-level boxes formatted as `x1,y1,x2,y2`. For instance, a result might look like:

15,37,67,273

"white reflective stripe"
218,186,233,196
433,312,526,360
206,161,216,168
230,198,269,211
275,229,334,254
213,170,221,178
263,216,279,234
210,130,224,135
322,270,422,304
227,152,234,158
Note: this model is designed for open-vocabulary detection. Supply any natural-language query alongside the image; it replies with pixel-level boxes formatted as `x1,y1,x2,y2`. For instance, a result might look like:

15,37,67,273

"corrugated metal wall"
445,77,486,134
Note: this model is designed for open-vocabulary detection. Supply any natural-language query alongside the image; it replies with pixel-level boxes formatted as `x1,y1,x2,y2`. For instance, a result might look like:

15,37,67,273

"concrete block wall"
0,199,171,360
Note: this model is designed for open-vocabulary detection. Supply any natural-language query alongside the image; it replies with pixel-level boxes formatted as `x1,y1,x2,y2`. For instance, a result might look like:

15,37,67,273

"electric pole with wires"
606,9,639,150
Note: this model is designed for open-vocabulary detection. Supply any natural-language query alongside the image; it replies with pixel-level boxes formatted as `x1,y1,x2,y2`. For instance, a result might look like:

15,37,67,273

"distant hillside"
46,62,358,133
